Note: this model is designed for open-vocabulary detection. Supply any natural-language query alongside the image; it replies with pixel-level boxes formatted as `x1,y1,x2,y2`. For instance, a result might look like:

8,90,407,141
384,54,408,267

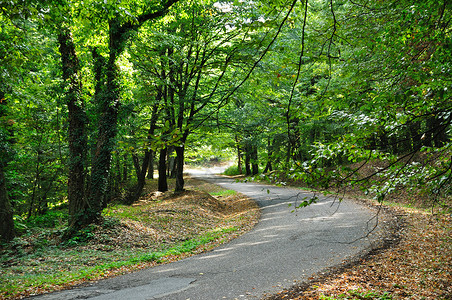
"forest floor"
0,177,260,299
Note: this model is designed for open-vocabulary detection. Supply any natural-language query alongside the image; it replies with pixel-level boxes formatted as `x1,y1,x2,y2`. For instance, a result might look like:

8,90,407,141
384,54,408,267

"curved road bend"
31,170,382,300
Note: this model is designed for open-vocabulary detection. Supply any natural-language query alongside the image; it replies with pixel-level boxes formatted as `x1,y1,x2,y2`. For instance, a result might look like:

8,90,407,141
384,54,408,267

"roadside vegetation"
0,177,259,299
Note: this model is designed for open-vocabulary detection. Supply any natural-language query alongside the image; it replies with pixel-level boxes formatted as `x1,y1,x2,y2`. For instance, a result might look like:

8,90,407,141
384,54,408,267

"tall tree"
0,90,14,242
132,0,289,191
86,0,179,221
57,26,88,228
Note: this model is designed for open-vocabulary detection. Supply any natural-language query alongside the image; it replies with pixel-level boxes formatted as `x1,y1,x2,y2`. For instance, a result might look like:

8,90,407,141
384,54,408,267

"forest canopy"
0,0,450,242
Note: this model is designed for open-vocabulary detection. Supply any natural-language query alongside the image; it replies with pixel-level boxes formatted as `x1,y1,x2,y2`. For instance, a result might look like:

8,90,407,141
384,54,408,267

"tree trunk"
167,147,176,178
245,143,251,176
147,150,154,179
263,138,272,173
236,136,242,174
158,148,168,192
57,27,88,229
175,145,185,192
0,164,14,242
409,121,422,151
87,21,126,223
432,116,449,148
128,104,160,203
127,150,151,204
0,90,14,242
115,153,121,194
251,146,259,175
132,153,141,179
123,154,128,182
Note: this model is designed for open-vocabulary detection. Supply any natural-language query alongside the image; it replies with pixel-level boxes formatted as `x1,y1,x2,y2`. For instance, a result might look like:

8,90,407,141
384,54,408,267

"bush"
26,210,68,228
223,165,242,176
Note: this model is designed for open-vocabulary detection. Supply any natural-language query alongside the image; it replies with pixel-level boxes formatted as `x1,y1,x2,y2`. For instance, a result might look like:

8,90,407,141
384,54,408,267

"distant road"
31,168,382,300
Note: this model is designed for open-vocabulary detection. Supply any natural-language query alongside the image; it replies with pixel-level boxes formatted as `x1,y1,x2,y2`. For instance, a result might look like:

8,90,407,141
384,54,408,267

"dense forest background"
0,0,450,242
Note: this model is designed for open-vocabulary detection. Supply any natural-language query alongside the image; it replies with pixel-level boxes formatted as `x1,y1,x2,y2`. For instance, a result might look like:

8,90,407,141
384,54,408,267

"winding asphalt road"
31,168,382,300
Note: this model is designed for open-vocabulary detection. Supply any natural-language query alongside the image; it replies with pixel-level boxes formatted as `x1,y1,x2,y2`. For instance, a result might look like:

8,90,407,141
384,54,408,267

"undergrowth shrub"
26,210,68,228
223,165,241,176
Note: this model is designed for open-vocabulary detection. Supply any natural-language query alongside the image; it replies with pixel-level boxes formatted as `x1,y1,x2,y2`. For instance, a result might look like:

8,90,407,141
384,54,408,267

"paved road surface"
31,169,381,300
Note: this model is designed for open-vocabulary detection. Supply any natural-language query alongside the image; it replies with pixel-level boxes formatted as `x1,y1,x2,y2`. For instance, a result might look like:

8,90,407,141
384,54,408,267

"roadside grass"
0,177,260,300
210,189,237,197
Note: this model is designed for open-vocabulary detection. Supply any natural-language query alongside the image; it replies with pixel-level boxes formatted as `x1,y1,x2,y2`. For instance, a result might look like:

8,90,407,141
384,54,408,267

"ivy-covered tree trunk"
57,28,88,228
87,18,129,222
0,91,14,242
75,1,179,223
88,53,120,222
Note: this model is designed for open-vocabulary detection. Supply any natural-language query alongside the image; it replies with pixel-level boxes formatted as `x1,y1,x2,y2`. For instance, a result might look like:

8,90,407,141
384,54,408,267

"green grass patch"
210,189,237,197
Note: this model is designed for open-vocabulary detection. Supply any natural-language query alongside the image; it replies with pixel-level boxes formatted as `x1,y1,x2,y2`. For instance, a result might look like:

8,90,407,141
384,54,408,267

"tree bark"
57,27,88,228
432,115,449,148
409,121,422,151
158,147,168,192
132,153,141,179
127,150,151,204
87,20,125,222
245,143,251,176
0,90,14,242
0,164,14,242
251,145,259,175
123,154,128,182
175,145,185,192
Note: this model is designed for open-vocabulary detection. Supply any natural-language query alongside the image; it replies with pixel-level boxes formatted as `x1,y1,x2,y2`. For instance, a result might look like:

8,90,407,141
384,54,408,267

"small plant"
26,210,68,228
102,216,120,229
320,290,393,300
223,165,242,176
63,225,97,247
13,215,28,233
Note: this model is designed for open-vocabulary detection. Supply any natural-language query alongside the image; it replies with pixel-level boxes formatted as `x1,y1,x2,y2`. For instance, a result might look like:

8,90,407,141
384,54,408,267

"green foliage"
223,165,242,176
210,189,237,197
26,210,68,228
63,225,96,247
0,0,449,255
